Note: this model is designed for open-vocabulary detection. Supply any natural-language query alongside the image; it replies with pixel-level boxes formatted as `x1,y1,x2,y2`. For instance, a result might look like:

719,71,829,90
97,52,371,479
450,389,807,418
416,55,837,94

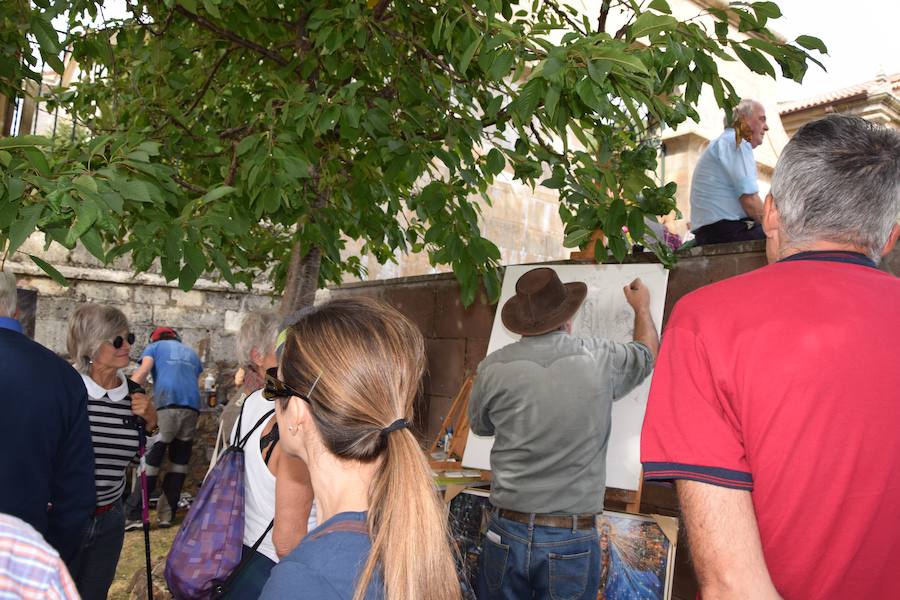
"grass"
108,520,180,600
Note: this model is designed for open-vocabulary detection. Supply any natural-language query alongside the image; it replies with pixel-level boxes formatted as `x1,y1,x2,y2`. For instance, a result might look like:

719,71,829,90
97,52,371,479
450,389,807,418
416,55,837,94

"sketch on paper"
461,263,669,491
598,511,677,600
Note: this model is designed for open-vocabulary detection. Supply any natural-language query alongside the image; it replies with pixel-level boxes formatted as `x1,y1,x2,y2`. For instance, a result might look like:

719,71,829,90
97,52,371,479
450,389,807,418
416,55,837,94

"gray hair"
726,98,760,128
0,269,16,318
236,310,280,367
67,304,130,373
770,114,900,261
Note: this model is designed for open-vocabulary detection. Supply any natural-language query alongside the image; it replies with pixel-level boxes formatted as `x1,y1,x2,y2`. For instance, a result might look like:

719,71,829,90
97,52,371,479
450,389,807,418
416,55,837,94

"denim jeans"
476,512,601,600
69,500,126,600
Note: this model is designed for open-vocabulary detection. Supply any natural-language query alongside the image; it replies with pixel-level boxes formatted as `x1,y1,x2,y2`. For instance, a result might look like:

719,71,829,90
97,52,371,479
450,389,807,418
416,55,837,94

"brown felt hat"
501,268,587,336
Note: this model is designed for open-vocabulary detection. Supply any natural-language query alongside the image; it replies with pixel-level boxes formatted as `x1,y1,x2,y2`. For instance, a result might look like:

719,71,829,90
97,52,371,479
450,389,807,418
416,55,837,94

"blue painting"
598,511,676,600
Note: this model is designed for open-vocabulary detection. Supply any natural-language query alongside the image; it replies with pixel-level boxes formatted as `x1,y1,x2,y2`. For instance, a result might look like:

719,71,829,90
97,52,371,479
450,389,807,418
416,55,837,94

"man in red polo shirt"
641,114,900,599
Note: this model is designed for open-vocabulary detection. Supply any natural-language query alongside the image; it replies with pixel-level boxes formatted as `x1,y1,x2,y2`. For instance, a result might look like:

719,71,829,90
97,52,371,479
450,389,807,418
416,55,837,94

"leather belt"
95,503,116,516
497,508,597,530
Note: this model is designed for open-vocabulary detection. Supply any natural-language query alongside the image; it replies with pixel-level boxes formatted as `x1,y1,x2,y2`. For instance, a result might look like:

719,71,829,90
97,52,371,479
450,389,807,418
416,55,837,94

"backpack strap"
235,409,275,449
307,519,368,542
126,377,145,396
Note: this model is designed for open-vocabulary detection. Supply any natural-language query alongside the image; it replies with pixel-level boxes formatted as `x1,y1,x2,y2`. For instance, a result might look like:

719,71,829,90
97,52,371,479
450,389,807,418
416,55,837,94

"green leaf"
575,78,602,112
0,151,11,167
202,0,221,18
29,16,65,73
627,208,646,240
795,35,828,54
544,85,561,117
488,50,516,80
608,234,627,262
751,1,781,19
7,205,43,256
459,34,483,75
201,186,237,203
482,269,501,303
630,12,678,39
648,0,671,14
118,180,152,204
73,174,98,194
733,44,776,78
588,60,612,85
28,255,69,287
183,241,206,273
22,148,50,176
317,106,341,133
485,148,505,175
0,136,49,149
80,228,106,261
540,56,565,80
592,47,648,74
5,178,25,202
211,249,236,285
178,265,200,291
563,228,592,248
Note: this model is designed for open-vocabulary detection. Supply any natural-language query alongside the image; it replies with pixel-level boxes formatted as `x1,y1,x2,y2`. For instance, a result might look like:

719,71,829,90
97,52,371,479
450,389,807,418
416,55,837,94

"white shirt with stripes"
81,373,139,507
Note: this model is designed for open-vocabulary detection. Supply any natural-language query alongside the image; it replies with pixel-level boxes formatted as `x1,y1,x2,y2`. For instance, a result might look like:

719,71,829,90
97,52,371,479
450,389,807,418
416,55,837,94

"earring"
288,425,296,433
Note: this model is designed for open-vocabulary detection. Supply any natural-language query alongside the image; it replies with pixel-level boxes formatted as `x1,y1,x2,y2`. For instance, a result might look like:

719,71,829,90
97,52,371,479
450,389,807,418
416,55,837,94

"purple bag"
164,405,273,599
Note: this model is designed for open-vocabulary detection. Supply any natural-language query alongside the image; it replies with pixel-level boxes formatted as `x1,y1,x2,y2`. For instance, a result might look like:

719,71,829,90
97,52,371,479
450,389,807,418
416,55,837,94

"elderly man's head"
0,269,17,319
765,114,900,262
731,99,768,148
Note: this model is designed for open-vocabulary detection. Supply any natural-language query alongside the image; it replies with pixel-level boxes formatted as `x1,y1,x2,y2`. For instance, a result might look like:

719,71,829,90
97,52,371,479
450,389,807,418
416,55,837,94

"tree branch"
598,0,611,33
224,141,238,186
184,46,234,118
171,174,207,195
176,6,290,67
373,0,392,20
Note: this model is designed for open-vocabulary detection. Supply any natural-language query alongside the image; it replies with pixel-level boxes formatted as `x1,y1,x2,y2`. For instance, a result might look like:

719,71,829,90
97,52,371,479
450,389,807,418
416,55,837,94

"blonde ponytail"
280,298,461,600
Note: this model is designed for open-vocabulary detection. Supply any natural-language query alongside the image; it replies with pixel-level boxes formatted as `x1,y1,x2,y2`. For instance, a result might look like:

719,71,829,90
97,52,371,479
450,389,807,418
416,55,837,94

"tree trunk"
279,185,327,315
279,240,322,315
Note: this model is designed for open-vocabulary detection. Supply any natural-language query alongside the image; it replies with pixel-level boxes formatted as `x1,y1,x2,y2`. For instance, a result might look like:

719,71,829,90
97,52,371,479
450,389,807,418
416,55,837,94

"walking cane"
136,416,154,600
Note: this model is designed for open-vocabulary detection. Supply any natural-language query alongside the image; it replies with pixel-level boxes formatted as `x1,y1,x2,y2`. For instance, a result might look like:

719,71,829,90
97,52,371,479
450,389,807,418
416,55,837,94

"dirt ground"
108,520,180,600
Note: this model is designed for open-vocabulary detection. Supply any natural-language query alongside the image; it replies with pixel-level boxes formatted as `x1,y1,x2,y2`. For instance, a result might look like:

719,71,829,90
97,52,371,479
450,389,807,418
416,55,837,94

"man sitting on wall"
641,114,900,599
689,98,769,245
468,267,658,600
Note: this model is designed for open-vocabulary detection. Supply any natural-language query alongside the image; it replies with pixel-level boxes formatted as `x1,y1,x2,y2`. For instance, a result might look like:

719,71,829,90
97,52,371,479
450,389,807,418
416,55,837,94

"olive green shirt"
468,331,653,514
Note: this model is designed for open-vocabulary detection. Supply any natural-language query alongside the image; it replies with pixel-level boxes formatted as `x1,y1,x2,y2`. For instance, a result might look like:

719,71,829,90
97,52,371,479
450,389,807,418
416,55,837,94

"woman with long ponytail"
259,297,461,600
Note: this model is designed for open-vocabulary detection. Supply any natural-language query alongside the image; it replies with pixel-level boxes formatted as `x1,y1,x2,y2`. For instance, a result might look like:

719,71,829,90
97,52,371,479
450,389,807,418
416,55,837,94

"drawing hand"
623,278,650,312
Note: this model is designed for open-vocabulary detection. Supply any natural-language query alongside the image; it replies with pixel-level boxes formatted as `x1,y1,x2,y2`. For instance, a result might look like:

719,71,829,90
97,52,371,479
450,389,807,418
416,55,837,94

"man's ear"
880,223,900,257
249,346,262,368
762,193,779,237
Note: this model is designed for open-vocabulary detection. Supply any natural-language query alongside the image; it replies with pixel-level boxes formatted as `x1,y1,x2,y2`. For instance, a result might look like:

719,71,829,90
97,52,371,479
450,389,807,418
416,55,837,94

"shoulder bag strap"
236,409,275,449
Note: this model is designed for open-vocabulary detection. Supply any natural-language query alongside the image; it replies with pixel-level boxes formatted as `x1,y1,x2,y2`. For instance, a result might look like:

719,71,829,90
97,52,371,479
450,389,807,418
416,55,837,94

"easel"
429,374,475,467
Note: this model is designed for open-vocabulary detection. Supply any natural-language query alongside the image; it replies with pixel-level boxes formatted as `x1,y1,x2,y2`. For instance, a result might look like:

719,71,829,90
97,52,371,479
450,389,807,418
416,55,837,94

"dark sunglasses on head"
111,332,135,349
263,367,317,404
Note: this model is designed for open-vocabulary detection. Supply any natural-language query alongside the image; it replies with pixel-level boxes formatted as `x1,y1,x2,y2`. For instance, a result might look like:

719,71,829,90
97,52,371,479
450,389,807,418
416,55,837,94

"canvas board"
461,263,668,492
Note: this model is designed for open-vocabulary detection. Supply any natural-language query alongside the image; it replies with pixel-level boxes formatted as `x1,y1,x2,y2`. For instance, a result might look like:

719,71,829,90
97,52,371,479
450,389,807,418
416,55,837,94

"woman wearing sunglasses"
220,310,315,599
65,304,157,600
259,298,460,600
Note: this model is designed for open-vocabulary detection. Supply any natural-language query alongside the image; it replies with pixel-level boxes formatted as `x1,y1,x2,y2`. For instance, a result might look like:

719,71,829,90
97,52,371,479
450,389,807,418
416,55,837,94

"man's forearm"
677,480,782,600
739,193,764,223
632,308,659,361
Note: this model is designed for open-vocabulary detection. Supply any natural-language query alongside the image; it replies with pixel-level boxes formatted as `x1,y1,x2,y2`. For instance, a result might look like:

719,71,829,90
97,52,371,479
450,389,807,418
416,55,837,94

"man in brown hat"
468,267,658,600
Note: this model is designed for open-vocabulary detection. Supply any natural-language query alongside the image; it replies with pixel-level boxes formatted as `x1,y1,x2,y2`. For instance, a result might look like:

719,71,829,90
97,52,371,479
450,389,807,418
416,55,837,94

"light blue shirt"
141,340,203,409
690,128,759,230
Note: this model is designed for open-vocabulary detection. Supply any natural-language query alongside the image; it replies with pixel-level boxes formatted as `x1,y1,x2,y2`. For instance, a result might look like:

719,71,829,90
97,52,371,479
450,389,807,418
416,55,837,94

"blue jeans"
476,513,600,600
69,501,126,600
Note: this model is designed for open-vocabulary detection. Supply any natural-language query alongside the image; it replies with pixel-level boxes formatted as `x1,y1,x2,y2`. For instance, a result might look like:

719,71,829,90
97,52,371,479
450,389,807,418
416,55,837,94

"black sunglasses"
111,332,135,349
263,367,317,404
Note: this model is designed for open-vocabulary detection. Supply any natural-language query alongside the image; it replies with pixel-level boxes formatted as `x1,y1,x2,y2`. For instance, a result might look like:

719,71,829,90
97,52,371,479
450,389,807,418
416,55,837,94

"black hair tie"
381,418,410,436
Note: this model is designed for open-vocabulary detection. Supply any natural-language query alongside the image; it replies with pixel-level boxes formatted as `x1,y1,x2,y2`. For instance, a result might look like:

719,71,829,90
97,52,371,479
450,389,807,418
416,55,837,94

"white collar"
81,371,129,402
